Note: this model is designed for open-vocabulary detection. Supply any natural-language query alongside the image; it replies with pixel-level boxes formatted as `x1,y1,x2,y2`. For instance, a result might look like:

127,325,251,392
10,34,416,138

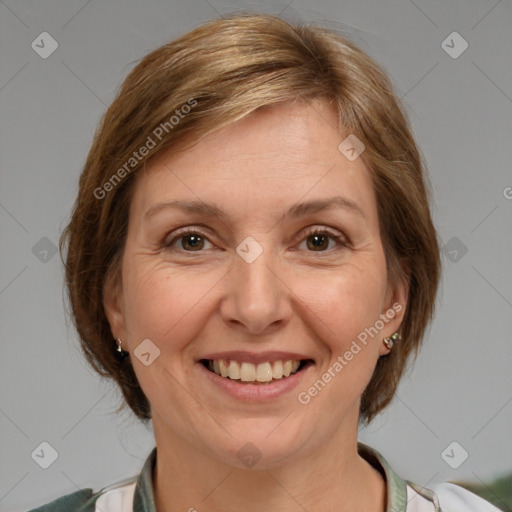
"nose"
219,245,292,336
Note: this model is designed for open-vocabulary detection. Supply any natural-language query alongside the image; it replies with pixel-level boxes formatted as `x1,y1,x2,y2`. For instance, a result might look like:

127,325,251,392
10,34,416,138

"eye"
297,227,348,253
162,226,348,254
163,228,214,252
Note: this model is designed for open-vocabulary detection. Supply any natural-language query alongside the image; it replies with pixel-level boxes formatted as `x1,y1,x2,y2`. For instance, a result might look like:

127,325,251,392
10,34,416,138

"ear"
103,269,127,343
379,267,409,356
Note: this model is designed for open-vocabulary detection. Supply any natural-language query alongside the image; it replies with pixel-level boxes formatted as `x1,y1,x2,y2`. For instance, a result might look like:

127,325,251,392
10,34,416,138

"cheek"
121,259,223,348
307,257,388,345
303,265,388,413
120,263,217,406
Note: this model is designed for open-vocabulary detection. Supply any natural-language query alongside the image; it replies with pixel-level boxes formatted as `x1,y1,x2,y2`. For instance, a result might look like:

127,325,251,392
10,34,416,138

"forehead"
131,99,376,221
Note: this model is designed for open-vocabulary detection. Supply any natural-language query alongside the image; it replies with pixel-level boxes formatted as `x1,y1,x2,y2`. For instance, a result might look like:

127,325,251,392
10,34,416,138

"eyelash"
162,226,349,255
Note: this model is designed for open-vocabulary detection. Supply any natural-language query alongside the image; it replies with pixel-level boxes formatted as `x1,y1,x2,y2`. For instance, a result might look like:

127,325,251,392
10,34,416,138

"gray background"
1,1,511,511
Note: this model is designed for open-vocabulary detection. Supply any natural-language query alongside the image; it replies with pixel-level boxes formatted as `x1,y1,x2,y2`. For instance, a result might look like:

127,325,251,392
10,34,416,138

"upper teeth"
208,360,301,382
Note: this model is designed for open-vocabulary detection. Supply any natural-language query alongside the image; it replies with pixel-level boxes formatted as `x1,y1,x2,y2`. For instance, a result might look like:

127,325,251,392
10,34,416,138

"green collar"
357,442,409,512
131,443,424,512
132,447,157,512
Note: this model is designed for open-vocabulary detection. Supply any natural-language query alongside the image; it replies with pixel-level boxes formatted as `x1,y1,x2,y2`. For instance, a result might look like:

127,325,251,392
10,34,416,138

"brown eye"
163,229,213,252
306,233,330,251
180,233,205,251
163,226,347,255
299,228,348,253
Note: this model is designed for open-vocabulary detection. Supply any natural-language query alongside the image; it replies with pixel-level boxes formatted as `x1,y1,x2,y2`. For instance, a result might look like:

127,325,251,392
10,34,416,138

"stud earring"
383,332,401,350
114,338,129,361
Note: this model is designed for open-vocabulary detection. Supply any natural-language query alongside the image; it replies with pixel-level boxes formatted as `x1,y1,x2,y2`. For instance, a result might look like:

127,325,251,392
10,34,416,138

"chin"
203,419,309,470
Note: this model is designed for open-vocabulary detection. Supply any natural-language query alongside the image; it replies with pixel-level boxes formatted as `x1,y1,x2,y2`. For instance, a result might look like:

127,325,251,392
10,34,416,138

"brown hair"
60,12,441,425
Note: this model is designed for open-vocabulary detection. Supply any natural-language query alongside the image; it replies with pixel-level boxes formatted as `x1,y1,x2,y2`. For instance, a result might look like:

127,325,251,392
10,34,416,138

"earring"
114,338,129,362
383,332,401,350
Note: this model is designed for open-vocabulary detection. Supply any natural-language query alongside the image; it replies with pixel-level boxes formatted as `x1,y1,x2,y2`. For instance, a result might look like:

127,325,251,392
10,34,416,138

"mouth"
199,358,315,384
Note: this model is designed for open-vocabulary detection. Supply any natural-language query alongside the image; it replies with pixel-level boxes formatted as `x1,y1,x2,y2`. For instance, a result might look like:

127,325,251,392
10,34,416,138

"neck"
152,415,386,512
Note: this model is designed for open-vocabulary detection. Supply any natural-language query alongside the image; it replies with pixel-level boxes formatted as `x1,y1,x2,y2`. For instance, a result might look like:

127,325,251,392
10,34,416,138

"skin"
105,98,408,512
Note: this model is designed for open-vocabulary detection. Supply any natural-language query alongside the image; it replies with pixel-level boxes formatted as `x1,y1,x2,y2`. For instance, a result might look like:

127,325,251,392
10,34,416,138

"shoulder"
357,444,503,512
430,482,504,512
27,488,96,512
27,479,137,512
407,480,504,511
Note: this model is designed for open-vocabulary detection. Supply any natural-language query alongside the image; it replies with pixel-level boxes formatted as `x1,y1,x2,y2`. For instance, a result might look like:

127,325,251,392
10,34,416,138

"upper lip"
197,351,314,365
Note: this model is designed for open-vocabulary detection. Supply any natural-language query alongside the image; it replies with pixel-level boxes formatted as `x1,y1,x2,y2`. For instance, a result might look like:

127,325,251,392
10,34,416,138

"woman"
30,12,502,512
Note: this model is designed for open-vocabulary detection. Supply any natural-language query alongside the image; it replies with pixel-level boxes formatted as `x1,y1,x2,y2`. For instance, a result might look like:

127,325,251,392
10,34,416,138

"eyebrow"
143,196,365,222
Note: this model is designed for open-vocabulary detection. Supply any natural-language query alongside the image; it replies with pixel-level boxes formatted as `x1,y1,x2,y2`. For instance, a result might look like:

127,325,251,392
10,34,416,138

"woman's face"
105,98,406,468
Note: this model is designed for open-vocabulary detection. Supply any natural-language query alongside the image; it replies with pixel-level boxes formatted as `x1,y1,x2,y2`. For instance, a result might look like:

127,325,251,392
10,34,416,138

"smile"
201,359,313,383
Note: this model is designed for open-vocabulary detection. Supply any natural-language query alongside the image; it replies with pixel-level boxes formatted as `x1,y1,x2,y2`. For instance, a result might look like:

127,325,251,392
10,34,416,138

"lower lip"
197,361,314,402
